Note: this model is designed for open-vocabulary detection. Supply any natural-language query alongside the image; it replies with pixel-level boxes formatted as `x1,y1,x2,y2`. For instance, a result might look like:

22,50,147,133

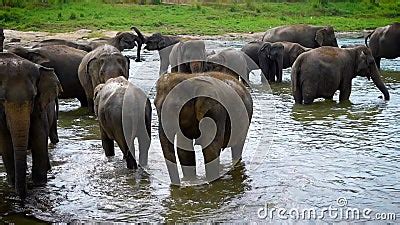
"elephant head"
176,41,206,73
110,32,139,51
0,53,61,199
258,42,284,82
315,26,338,47
8,46,51,67
0,28,4,52
354,46,389,100
142,32,180,51
86,51,129,84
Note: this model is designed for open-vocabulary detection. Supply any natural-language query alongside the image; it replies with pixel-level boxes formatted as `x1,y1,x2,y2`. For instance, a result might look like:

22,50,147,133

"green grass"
1,1,400,35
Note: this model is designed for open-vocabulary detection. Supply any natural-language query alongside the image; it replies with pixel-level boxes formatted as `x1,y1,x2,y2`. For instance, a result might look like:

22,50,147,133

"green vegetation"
0,0,399,34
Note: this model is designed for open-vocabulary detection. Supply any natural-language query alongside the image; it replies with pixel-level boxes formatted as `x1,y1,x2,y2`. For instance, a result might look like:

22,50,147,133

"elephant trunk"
5,101,32,200
258,55,270,82
370,65,390,100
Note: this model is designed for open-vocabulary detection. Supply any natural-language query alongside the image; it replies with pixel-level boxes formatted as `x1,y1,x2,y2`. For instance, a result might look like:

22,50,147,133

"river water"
0,38,399,223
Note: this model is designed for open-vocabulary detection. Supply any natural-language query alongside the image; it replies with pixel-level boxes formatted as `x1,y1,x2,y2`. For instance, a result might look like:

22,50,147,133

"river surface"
0,38,399,223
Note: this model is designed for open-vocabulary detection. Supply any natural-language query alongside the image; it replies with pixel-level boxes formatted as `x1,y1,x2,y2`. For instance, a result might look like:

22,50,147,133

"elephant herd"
0,22,398,200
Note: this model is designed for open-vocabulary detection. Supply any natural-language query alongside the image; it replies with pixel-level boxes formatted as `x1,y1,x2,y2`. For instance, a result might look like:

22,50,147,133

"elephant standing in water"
262,25,338,48
8,45,88,107
155,72,253,184
0,53,61,199
241,41,284,82
33,39,93,52
94,76,151,169
365,22,400,69
169,40,206,73
78,44,129,113
291,46,390,104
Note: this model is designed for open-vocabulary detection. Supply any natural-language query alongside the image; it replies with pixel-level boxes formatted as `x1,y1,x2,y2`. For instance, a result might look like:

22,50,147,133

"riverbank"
1,1,399,35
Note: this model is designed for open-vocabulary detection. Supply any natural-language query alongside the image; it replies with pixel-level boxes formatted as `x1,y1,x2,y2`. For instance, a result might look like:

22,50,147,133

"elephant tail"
56,97,59,120
365,30,374,47
291,57,303,103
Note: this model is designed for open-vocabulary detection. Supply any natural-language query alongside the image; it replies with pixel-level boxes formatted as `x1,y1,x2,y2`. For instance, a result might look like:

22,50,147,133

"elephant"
78,44,129,113
155,72,253,184
0,28,4,52
169,40,206,74
280,42,311,69
8,45,88,107
206,48,253,85
291,46,390,104
133,29,181,75
94,76,151,169
365,22,400,69
33,39,93,52
262,25,338,48
241,41,284,82
0,53,61,200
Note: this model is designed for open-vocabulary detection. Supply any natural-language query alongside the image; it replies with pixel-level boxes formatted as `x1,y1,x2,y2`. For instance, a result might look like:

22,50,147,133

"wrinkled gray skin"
138,31,180,75
155,72,253,184
0,28,4,52
262,25,338,48
241,41,284,82
280,42,311,69
365,22,400,69
94,76,151,169
33,39,92,52
206,48,253,85
169,40,206,74
78,44,129,113
8,45,88,107
0,53,61,200
291,46,390,104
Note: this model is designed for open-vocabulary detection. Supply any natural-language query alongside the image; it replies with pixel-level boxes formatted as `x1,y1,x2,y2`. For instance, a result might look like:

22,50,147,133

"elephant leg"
339,84,352,102
138,132,150,167
231,136,246,164
374,57,381,70
159,124,180,185
87,98,95,113
49,114,58,144
78,96,88,107
30,112,50,186
0,129,15,186
116,137,137,170
100,126,115,157
202,142,222,183
176,133,196,180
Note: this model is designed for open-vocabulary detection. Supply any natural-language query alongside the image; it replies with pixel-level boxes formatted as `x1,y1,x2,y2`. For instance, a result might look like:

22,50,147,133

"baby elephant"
94,76,151,169
291,46,390,104
155,72,253,184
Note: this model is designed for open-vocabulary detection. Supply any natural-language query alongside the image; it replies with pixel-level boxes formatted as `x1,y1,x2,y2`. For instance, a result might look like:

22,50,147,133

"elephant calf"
291,46,390,104
94,76,151,169
365,22,400,69
0,53,62,200
78,44,129,112
155,72,253,184
241,42,284,82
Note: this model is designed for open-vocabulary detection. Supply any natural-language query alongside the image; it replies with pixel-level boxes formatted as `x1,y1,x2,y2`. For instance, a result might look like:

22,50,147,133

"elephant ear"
356,49,374,77
37,66,62,111
315,28,327,47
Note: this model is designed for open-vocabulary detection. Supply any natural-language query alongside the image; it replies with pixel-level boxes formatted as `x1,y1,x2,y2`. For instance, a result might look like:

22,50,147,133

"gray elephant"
155,72,253,184
365,22,400,69
280,42,311,69
133,29,181,75
262,25,338,48
8,45,88,107
206,48,253,85
0,53,61,200
169,40,206,74
78,44,129,112
94,76,151,169
241,41,284,82
0,28,4,52
33,39,93,52
291,46,390,104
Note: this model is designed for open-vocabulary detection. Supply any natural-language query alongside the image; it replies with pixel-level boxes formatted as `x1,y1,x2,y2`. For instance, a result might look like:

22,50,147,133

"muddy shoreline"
2,29,371,49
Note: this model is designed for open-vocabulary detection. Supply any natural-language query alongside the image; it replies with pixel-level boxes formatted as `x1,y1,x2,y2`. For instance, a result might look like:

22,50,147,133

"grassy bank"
1,1,399,35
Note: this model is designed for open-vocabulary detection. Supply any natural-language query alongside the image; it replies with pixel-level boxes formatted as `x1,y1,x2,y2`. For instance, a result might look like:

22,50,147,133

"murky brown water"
0,39,399,223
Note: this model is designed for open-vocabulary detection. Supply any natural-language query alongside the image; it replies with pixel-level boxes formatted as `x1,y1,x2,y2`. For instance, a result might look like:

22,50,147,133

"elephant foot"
49,134,59,144
126,152,137,170
32,174,47,187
